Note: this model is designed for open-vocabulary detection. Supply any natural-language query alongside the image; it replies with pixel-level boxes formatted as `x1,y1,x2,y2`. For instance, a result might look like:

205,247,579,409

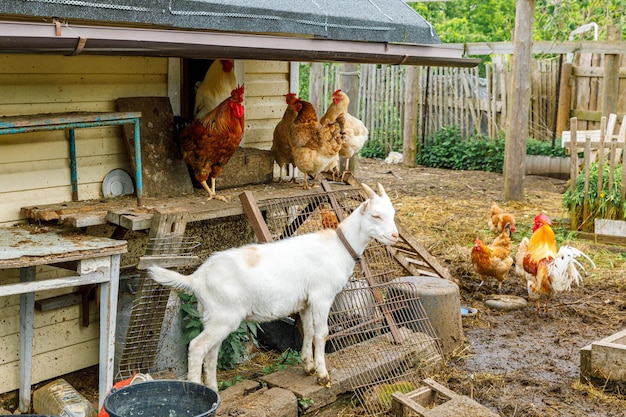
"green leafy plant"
298,397,314,413
562,161,624,231
261,348,302,375
526,138,567,157
178,293,262,370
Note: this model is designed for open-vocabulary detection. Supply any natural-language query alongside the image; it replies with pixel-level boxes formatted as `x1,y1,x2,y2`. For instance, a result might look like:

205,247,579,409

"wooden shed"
0,0,477,407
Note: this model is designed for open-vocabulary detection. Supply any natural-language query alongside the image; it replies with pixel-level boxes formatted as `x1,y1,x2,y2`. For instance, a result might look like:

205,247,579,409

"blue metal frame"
0,112,143,206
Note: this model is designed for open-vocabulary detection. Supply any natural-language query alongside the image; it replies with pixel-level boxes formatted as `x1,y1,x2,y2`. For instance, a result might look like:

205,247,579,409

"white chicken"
193,59,236,120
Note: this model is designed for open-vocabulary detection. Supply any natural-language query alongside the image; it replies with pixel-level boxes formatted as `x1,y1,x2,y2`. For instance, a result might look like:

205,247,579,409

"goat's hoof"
304,368,316,377
317,376,331,388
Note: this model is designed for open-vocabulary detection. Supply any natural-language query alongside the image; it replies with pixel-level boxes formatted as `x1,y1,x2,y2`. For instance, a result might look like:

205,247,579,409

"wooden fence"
307,45,625,155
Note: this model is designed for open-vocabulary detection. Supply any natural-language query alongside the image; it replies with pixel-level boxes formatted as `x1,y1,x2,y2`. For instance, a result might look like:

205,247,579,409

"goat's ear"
360,199,370,214
362,183,376,200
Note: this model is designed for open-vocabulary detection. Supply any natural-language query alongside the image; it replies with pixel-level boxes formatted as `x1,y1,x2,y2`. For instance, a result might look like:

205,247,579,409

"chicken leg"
200,178,227,202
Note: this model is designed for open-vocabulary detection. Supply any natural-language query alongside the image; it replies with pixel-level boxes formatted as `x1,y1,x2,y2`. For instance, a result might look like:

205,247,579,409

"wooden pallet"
391,378,500,417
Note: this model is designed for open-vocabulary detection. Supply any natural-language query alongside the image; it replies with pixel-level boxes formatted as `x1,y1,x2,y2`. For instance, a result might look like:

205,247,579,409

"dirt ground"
352,158,626,417
2,158,626,416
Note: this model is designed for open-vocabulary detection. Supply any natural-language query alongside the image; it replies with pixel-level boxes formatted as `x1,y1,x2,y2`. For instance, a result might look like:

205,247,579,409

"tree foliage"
410,0,624,43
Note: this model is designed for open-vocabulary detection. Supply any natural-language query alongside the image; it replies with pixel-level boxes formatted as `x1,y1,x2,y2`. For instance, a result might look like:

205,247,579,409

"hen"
488,200,516,234
271,93,299,183
471,223,513,292
515,213,595,312
193,59,236,120
319,89,368,173
289,99,345,189
179,84,245,201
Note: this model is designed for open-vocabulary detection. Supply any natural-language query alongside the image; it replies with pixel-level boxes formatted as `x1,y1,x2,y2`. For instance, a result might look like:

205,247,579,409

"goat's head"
360,183,399,245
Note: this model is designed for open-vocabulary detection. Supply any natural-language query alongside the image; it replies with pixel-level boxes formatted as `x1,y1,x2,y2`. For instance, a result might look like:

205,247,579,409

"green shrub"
415,126,567,173
526,138,567,157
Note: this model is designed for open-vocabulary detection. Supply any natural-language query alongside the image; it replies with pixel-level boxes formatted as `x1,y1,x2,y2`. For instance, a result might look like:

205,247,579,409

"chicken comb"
332,89,342,96
534,213,552,225
232,84,244,100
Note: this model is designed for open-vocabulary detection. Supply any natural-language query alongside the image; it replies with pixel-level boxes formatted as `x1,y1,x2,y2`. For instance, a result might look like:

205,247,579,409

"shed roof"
0,0,478,67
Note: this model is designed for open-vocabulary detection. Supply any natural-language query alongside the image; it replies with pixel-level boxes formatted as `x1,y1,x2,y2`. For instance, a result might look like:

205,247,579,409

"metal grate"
251,184,444,416
116,234,199,380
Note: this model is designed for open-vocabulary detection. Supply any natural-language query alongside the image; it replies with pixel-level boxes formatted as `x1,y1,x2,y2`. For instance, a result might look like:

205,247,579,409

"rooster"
515,213,595,312
319,89,368,173
271,93,299,183
193,59,236,120
289,99,345,189
488,200,516,235
471,223,513,292
179,84,245,201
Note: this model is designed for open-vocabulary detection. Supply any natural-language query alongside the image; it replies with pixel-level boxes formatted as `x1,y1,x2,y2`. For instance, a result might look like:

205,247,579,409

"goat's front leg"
299,309,316,376
312,308,331,387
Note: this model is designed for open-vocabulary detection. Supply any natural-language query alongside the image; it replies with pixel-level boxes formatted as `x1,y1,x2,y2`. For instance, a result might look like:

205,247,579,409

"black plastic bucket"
103,380,220,417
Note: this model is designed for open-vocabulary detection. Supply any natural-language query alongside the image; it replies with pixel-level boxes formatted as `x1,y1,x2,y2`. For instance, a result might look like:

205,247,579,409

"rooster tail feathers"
148,265,196,294
548,245,595,292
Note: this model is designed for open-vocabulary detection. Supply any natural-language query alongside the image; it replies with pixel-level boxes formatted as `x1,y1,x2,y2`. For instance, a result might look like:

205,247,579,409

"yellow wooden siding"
0,56,291,395
0,54,168,227
243,60,290,149
0,53,168,395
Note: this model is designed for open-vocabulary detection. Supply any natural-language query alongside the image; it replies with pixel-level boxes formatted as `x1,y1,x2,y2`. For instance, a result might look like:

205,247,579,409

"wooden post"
555,61,573,138
602,25,621,118
403,65,419,167
504,0,535,202
340,63,360,172
309,62,324,115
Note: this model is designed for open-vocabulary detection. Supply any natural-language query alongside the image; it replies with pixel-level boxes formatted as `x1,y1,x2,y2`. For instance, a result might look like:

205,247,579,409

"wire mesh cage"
116,235,200,380
256,185,444,415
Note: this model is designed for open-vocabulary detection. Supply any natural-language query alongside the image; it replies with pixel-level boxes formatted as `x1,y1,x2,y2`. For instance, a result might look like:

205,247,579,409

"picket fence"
310,58,561,153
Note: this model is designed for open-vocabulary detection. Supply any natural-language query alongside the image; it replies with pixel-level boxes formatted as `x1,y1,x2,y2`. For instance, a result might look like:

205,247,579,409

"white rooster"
515,213,595,312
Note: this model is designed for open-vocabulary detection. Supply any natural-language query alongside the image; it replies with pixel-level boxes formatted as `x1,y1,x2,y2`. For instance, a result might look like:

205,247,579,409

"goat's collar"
336,227,361,262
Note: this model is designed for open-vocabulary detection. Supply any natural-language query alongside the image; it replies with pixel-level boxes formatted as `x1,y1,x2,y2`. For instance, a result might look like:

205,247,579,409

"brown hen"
471,224,513,292
289,99,345,189
271,92,299,183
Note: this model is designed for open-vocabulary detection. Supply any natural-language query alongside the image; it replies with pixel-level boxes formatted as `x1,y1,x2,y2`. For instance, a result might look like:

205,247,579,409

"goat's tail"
147,265,195,293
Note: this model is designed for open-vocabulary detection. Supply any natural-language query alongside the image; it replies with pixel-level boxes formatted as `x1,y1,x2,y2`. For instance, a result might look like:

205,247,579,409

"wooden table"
0,112,143,206
0,226,127,412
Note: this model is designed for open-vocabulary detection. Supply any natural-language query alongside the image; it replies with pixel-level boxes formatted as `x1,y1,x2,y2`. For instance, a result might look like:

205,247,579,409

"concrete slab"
580,328,626,384
216,380,297,417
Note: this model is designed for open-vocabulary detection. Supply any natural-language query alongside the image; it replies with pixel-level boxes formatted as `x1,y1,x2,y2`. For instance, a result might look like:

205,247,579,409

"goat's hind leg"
312,308,331,387
299,308,316,376
188,318,240,391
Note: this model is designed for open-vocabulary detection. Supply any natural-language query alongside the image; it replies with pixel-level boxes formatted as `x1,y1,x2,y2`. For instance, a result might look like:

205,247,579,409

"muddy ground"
3,158,626,416
352,158,626,417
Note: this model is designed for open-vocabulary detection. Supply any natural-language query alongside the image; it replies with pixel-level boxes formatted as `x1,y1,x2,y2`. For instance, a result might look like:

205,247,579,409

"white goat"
148,183,398,391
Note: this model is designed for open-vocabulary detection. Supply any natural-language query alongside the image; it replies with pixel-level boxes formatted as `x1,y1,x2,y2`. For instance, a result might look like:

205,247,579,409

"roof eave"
0,20,479,67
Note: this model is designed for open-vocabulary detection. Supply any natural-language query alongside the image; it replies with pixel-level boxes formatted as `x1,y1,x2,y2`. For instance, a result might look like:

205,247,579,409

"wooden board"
115,97,193,197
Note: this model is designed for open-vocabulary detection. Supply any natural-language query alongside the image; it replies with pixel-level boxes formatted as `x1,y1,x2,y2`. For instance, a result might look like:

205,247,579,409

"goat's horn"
376,183,387,197
362,183,376,199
